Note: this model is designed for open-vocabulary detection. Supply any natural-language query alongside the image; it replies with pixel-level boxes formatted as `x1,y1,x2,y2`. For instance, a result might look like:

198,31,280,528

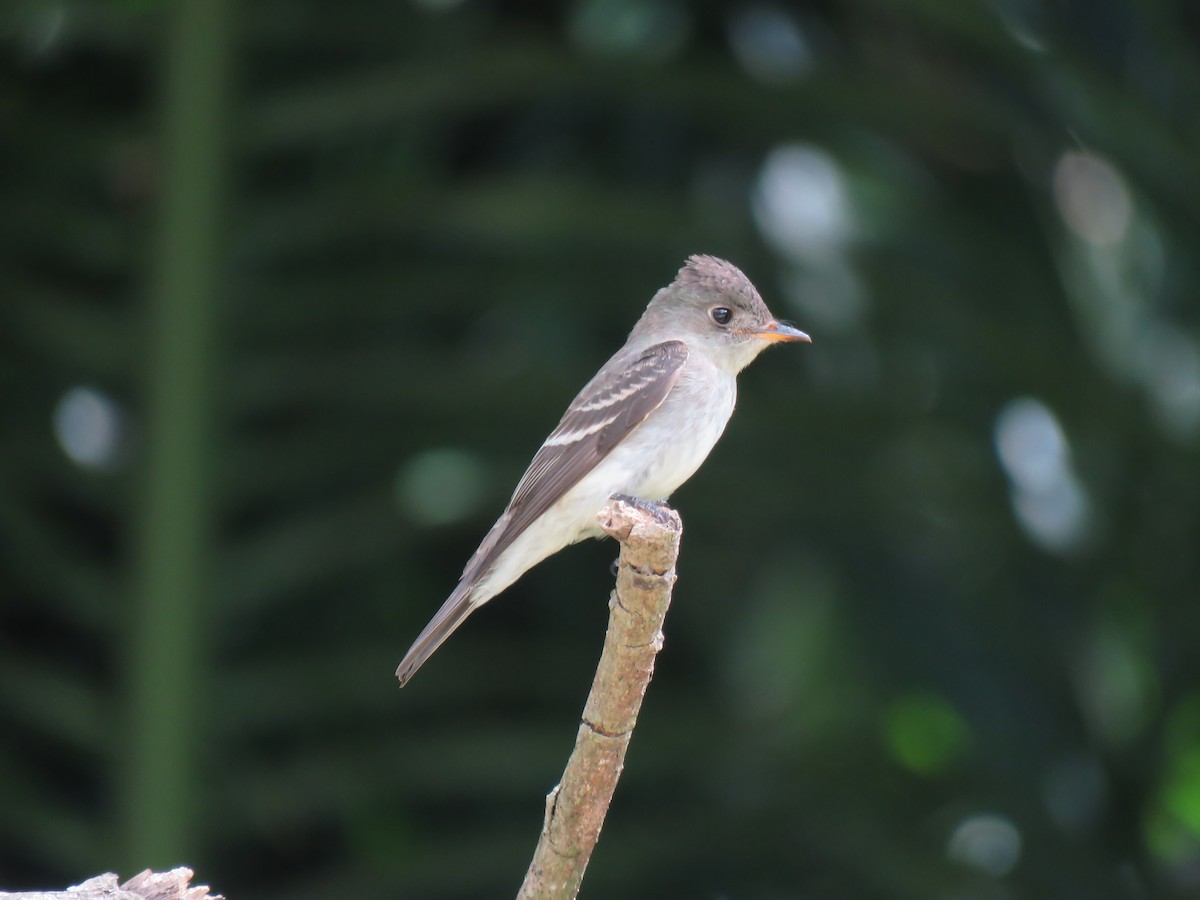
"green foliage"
2,0,1200,897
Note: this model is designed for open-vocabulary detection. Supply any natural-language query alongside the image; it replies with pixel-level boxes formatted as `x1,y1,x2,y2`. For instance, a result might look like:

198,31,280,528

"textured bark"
0,867,220,900
517,498,682,900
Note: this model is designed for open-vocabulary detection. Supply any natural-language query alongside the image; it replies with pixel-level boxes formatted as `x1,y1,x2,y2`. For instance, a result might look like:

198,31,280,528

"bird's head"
635,255,810,374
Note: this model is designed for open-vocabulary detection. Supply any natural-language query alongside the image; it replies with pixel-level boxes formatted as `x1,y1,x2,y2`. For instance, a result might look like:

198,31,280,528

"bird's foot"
609,493,675,526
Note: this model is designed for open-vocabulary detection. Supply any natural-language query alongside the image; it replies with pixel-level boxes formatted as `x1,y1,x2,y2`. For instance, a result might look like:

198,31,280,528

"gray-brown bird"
397,255,810,685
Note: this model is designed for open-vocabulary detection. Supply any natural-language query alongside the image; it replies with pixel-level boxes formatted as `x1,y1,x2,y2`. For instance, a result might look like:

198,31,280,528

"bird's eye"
710,307,733,326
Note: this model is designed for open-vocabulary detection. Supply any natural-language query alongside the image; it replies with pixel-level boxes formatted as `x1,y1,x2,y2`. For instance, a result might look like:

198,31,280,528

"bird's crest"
675,255,761,306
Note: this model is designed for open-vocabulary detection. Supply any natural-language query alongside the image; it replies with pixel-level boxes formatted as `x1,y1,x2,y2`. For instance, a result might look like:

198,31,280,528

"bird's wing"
461,339,690,586
395,340,688,686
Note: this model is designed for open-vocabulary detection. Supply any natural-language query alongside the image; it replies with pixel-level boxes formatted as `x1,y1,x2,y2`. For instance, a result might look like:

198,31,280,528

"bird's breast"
608,364,737,501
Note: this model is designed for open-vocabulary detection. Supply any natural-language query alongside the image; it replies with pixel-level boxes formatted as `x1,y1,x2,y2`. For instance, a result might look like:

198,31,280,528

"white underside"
472,357,737,605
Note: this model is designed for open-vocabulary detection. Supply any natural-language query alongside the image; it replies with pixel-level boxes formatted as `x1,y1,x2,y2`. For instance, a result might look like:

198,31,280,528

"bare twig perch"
0,867,220,900
517,497,682,900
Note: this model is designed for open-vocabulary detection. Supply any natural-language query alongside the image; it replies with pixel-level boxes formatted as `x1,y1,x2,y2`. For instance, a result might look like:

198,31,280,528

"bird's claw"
610,493,676,526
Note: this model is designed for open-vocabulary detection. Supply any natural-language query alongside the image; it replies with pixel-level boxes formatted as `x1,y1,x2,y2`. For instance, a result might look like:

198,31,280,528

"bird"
396,255,810,686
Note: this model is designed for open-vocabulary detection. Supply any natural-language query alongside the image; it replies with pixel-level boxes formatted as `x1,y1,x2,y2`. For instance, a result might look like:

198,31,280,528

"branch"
517,497,682,900
0,868,221,900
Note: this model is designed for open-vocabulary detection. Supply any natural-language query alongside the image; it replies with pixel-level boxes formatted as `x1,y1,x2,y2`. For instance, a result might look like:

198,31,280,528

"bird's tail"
396,581,480,687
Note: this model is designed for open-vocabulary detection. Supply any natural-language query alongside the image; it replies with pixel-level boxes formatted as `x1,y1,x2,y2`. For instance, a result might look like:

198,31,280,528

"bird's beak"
753,320,811,343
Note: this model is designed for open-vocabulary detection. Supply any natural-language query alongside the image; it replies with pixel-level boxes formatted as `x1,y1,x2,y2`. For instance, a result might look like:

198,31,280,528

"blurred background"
3,0,1199,897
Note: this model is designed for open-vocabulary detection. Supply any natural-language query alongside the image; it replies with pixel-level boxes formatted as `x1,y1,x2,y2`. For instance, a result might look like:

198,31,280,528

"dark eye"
710,307,733,326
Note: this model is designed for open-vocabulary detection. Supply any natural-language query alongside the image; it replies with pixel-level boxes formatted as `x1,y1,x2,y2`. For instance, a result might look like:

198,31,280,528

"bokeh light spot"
884,691,969,775
1053,151,1132,246
728,5,814,84
53,385,125,471
994,396,1066,493
1010,473,1089,552
947,813,1022,876
995,397,1091,552
567,0,690,61
753,143,852,261
396,447,487,526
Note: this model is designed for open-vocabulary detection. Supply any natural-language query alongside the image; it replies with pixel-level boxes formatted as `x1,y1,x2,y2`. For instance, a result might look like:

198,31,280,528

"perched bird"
397,255,810,686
